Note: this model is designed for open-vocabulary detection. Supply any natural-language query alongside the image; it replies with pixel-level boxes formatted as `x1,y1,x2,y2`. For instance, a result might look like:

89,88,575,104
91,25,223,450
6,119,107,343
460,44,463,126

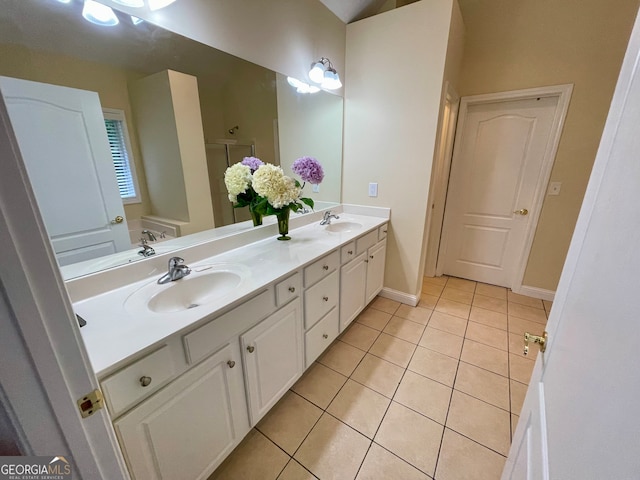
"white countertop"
74,207,389,377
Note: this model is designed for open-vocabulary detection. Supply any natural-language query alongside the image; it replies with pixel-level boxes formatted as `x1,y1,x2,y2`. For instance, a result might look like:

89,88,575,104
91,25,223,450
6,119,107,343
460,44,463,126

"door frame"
437,84,573,293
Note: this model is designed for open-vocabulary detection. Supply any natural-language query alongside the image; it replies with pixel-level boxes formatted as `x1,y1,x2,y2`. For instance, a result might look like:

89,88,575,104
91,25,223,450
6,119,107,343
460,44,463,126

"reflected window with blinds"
103,108,140,204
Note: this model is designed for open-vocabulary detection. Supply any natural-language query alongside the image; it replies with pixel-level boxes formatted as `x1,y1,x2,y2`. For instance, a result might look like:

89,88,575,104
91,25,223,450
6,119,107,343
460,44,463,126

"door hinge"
77,389,104,418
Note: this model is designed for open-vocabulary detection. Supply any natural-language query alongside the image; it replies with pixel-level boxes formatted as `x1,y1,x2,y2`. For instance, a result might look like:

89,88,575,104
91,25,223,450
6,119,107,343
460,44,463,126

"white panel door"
504,9,640,478
441,95,557,287
0,76,130,265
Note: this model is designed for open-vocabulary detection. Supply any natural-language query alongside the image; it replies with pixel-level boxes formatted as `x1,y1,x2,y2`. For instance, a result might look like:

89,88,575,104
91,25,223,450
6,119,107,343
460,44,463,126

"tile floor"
210,276,551,480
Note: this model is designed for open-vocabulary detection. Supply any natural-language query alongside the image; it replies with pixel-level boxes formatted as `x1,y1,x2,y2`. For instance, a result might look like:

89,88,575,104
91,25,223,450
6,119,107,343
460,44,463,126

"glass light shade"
321,69,342,90
112,0,144,6
82,0,119,26
55,0,73,4
148,0,177,10
131,15,144,25
287,77,320,94
308,61,325,84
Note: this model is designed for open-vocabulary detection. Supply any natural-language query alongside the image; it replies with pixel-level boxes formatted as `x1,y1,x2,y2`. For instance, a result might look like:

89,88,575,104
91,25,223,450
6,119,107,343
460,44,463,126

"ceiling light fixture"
82,0,119,26
308,57,342,90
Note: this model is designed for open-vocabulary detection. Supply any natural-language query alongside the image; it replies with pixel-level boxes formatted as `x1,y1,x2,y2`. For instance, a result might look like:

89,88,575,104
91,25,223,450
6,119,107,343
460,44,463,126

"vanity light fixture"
308,57,342,90
82,0,119,26
287,77,320,94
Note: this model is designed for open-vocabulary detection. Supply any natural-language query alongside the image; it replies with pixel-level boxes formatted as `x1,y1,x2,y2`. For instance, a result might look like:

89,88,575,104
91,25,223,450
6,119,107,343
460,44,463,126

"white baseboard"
513,285,555,301
379,287,419,307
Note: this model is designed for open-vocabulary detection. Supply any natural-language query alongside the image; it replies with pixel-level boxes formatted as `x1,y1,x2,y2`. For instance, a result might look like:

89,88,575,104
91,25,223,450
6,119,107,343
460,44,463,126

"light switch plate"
368,182,378,197
548,182,562,196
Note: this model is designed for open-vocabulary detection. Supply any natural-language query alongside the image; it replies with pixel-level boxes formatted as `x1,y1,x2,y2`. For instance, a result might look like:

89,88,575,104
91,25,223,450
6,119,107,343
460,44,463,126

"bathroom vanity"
71,205,389,480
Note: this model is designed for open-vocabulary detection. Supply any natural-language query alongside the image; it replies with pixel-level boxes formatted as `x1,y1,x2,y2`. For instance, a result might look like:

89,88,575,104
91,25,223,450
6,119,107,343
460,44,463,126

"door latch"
524,331,548,355
77,389,104,418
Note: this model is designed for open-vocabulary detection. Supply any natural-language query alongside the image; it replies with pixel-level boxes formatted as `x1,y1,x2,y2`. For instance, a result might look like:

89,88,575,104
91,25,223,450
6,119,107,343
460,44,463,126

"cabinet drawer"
305,307,339,367
341,242,356,264
102,345,176,417
304,250,339,287
378,224,388,241
276,272,301,307
356,230,378,255
304,270,339,329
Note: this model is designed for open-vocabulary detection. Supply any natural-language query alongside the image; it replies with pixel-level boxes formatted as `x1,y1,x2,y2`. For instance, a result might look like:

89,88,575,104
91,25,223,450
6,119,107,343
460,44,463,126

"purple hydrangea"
241,156,264,172
292,156,324,184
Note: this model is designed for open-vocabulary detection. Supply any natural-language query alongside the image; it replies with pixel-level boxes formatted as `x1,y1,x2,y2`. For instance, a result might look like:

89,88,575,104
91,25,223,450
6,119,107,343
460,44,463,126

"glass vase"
276,209,291,241
249,205,263,227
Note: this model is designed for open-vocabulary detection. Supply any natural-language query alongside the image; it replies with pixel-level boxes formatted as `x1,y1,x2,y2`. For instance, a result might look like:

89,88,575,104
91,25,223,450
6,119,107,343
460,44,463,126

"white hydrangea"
253,164,301,208
224,163,252,203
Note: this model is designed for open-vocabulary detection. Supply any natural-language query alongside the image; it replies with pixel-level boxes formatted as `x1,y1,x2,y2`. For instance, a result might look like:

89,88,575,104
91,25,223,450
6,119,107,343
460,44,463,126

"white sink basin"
325,221,363,233
125,264,246,314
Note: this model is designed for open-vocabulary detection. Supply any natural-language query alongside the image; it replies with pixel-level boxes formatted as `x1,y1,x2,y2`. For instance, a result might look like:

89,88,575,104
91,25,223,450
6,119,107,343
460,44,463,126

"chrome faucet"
157,257,191,284
138,243,155,257
142,229,157,242
320,211,340,225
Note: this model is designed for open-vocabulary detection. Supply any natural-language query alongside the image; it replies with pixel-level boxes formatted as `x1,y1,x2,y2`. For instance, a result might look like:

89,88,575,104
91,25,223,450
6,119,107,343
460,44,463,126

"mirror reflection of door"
0,76,131,265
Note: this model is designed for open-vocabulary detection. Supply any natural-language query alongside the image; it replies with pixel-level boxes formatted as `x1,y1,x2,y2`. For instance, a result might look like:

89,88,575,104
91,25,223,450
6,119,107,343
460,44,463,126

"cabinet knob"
348,250,353,255
322,265,329,271
364,259,369,263
323,296,329,302
227,360,236,368
247,345,255,353
322,333,328,339
139,376,152,387
288,286,296,293
370,255,374,259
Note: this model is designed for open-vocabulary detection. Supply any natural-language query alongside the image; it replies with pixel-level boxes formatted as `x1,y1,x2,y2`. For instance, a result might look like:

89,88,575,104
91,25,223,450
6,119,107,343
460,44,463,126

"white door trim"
0,96,129,477
439,84,573,290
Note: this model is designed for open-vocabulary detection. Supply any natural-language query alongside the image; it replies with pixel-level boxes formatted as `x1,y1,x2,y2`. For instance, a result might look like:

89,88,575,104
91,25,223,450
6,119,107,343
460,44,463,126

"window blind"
105,118,137,199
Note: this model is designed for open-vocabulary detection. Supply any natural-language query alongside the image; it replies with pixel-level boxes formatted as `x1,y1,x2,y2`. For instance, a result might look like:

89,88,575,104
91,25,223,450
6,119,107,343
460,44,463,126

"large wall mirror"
0,0,343,280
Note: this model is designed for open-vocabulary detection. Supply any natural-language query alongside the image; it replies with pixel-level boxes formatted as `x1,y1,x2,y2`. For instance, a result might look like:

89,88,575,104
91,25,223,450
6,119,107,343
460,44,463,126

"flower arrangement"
224,156,324,240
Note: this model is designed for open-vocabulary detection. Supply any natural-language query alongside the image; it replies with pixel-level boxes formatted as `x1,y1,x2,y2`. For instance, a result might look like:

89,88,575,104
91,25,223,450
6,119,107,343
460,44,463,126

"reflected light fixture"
287,77,320,94
148,0,177,10
112,0,145,6
131,15,144,25
82,0,119,26
308,57,342,90
55,0,72,3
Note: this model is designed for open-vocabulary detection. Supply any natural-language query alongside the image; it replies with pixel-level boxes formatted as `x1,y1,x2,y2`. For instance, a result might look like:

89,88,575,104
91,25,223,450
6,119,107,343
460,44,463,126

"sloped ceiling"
318,0,390,23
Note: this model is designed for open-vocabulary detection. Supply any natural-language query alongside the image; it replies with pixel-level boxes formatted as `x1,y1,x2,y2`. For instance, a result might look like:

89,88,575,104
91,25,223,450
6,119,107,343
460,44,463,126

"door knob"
524,331,547,355
110,215,124,224
513,209,529,216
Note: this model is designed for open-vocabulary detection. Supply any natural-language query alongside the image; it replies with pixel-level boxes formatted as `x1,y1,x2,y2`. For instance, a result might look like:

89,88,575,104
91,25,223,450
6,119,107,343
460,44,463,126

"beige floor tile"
441,286,474,304
454,362,510,410
257,391,323,455
511,414,520,439
294,413,370,480
419,293,439,310
356,442,430,480
428,311,468,337
466,322,508,351
508,332,539,360
369,333,416,368
446,391,511,456
356,308,393,331
370,296,401,315
383,317,426,344
394,370,452,425
423,275,448,287
375,402,443,477
435,428,506,480
469,306,508,331
327,379,390,438
318,341,366,376
394,304,433,325
508,302,548,324
211,429,289,480
277,460,315,480
508,315,544,337
419,327,464,359
543,300,553,314
351,354,405,398
472,294,508,314
435,298,471,319
510,380,528,416
340,323,380,351
446,277,477,293
508,291,544,309
461,339,509,377
408,346,458,387
509,354,535,385
422,282,444,296
292,362,347,409
475,283,507,300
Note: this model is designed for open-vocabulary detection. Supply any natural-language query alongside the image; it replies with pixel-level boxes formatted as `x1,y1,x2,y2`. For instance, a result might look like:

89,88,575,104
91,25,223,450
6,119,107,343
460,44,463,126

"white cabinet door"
339,252,367,331
114,343,249,480
365,240,387,304
241,299,303,425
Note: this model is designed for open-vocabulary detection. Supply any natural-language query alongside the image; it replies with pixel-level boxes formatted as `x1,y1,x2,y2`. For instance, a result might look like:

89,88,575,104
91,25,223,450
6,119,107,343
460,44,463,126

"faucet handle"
168,256,184,268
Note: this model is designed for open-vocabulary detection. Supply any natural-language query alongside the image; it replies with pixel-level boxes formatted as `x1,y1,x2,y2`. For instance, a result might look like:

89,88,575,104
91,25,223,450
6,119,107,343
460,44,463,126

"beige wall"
343,0,455,297
457,0,639,291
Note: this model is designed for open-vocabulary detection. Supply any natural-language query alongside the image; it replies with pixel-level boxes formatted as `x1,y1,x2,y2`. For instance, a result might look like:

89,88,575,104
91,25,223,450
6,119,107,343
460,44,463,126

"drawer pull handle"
348,250,353,255
247,345,255,353
323,265,329,271
323,296,329,302
383,229,387,233
139,376,152,387
323,333,329,339
288,286,296,293
227,360,236,368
